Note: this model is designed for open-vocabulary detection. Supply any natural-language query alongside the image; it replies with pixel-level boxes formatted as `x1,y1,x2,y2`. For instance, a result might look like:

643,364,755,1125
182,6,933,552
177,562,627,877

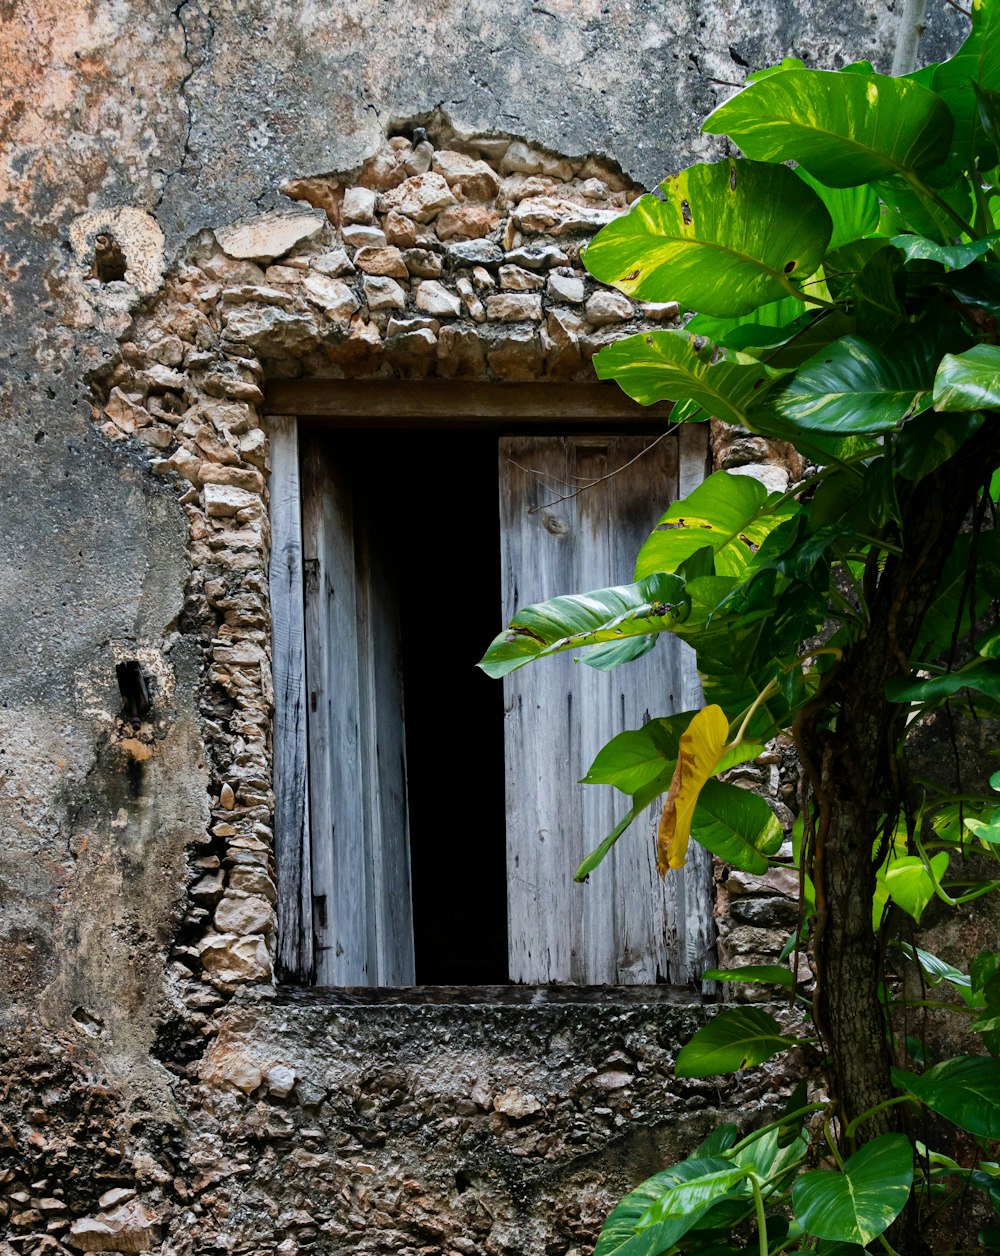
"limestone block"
437,325,485,378
68,206,165,295
205,483,259,518
487,329,544,379
435,204,501,240
198,931,273,984
728,463,789,494
68,1201,157,1252
379,173,458,223
353,246,408,277
310,248,356,277
505,243,570,269
265,1065,298,1098
486,293,543,322
228,866,277,902
494,1086,543,1118
431,150,502,201
402,247,443,278
447,239,504,268
640,301,681,320
585,290,634,326
363,275,407,311
342,223,387,248
499,264,544,291
547,273,585,303
415,281,461,317
200,464,265,494
302,273,361,319
341,186,377,225
500,141,573,181
384,211,419,247
214,893,274,935
215,209,326,263
514,196,619,235
221,305,320,354
200,1035,264,1093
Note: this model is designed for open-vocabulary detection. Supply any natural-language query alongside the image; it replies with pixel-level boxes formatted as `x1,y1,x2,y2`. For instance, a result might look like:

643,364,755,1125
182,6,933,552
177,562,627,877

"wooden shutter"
298,432,415,985
500,426,714,985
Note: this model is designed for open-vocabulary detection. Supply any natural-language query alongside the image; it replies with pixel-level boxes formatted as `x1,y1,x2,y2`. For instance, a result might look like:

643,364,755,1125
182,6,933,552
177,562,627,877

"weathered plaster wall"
0,3,967,1253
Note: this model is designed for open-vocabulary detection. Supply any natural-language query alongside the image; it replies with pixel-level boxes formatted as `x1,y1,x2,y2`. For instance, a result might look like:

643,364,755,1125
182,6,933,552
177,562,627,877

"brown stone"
435,204,501,240
437,325,485,378
415,281,461,317
402,248,443,278
383,211,420,247
363,275,407,311
431,150,502,202
215,209,326,262
353,246,408,278
500,141,573,181
280,176,343,224
342,186,377,225
200,464,266,494
499,264,544,292
585,290,634,326
487,329,544,379
514,196,619,236
67,1201,157,1253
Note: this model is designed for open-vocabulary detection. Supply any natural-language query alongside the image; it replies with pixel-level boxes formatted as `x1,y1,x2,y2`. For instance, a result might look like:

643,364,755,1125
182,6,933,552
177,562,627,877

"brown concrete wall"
0,3,966,1252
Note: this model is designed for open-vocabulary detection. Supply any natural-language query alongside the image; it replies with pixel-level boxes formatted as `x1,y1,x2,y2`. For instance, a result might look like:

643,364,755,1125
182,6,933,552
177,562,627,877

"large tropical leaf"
580,716,689,794
592,329,777,425
583,158,832,316
882,852,950,923
885,657,1000,703
690,778,784,875
575,772,670,882
704,68,953,187
891,231,1000,269
796,168,880,248
702,964,795,990
773,335,934,433
594,1157,748,1256
893,1057,1000,1138
675,1007,799,1077
934,343,1000,411
933,0,1000,168
657,705,731,873
635,470,799,580
792,1136,913,1245
478,572,689,678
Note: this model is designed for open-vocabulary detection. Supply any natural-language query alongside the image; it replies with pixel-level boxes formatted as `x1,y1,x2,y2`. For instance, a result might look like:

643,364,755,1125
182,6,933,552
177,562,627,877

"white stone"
500,141,573,181
341,186,377,225
214,893,274,935
728,463,789,494
302,273,360,320
499,264,544,291
379,173,458,223
205,483,258,518
265,1064,298,1098
215,209,326,263
342,223,387,247
198,931,273,985
486,293,543,322
310,248,356,277
68,1200,157,1252
640,301,681,320
585,290,635,326
514,196,619,235
415,280,461,317
547,273,585,304
363,275,407,311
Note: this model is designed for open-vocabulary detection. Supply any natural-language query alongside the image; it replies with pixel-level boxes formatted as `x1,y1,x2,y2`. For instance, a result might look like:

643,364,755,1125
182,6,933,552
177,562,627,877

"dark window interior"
314,427,508,984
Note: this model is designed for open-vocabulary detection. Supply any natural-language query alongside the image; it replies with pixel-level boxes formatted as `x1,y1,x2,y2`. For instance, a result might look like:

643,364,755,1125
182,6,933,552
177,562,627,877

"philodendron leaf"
773,334,933,433
583,158,832,316
478,572,689,678
704,68,953,187
890,231,1000,269
885,658,1000,703
690,778,785,875
635,470,799,580
934,343,1000,411
702,964,795,989
792,1135,913,1245
675,1007,799,1077
592,329,777,425
575,772,670,882
580,716,690,794
883,852,949,923
657,705,731,873
594,1156,744,1256
893,1057,1000,1139
933,0,1000,165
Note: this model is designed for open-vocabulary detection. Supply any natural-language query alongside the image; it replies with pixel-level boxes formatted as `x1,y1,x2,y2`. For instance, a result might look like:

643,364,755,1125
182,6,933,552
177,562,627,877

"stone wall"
0,3,968,1254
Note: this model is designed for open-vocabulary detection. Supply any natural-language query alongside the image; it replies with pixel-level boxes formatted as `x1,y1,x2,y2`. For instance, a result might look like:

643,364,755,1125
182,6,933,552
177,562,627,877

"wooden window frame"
268,381,714,987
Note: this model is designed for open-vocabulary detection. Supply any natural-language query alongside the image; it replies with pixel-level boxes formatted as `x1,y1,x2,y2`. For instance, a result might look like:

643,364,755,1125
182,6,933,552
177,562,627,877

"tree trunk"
797,424,1000,1254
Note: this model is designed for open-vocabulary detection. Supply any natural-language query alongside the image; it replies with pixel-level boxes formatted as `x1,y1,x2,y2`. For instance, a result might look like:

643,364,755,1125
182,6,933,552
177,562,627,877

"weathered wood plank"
268,415,314,983
301,437,372,985
354,501,415,985
500,432,704,984
266,380,673,426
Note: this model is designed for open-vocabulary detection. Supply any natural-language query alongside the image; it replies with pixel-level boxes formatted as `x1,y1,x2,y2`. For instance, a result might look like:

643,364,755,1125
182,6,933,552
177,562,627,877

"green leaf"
851,245,907,344
594,1157,745,1256
883,852,949,923
675,1007,798,1078
885,658,1000,704
580,716,691,793
893,408,984,482
896,941,979,1006
795,168,879,249
478,572,690,678
691,778,784,875
792,1135,913,1245
583,158,832,316
933,0,1000,168
934,343,1000,411
702,964,795,989
574,773,670,882
703,68,953,187
893,1057,1000,1138
890,231,1000,269
592,329,776,425
773,334,933,434
635,470,799,580
580,635,657,672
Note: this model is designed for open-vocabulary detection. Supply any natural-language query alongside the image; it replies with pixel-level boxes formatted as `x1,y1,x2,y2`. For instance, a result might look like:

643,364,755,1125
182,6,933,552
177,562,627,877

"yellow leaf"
657,704,730,875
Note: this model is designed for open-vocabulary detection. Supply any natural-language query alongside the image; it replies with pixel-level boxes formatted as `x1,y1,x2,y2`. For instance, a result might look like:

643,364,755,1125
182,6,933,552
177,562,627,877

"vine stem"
750,1175,769,1256
844,1095,913,1144
728,1102,829,1155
